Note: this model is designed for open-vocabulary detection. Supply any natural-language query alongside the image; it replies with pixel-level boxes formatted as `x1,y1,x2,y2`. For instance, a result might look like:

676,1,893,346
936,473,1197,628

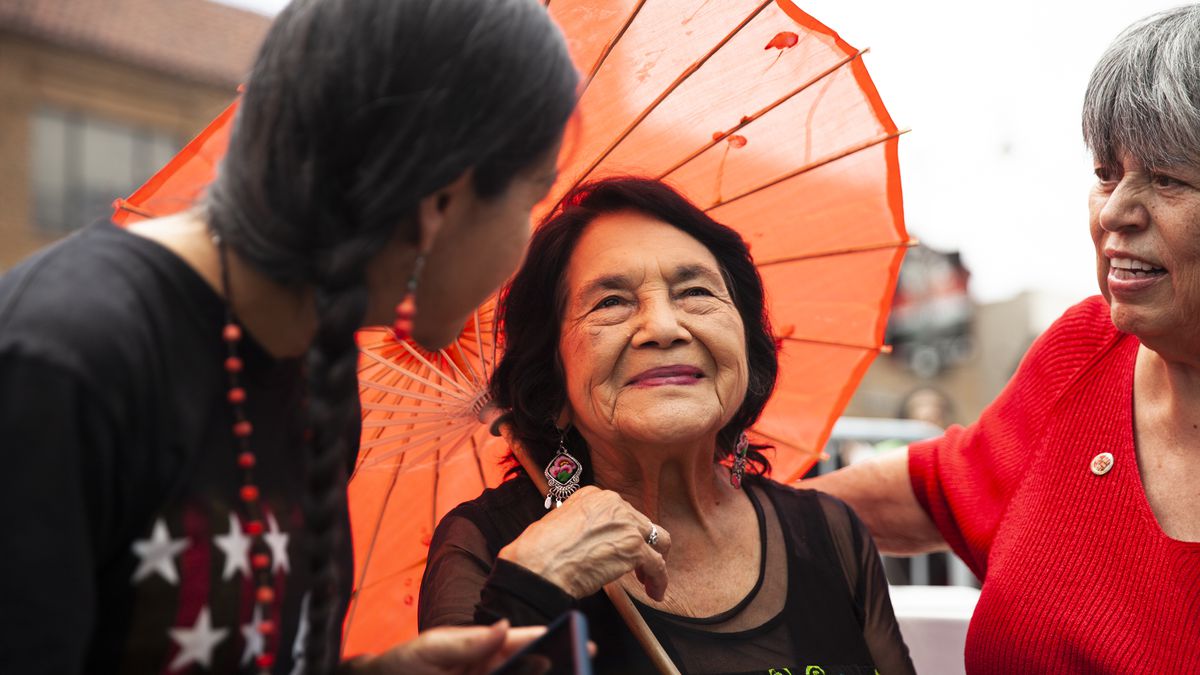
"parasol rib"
447,337,484,390
392,341,477,397
344,420,477,649
467,433,489,495
361,403,462,416
358,415,476,454
705,129,909,211
755,239,917,267
358,356,470,402
657,50,866,182
779,335,893,353
578,0,648,95
471,309,493,383
361,413,472,428
357,417,477,466
359,380,467,407
343,436,410,647
566,0,774,196
363,343,466,397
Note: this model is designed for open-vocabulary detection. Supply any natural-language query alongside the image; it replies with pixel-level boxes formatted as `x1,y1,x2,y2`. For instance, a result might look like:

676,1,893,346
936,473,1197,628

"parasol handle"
496,420,680,675
601,584,682,675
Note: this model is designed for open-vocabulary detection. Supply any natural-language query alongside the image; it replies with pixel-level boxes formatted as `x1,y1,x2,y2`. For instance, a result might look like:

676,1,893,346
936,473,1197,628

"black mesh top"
419,475,914,675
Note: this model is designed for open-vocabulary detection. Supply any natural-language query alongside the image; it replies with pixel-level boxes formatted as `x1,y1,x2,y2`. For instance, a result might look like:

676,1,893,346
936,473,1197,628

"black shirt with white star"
0,221,353,674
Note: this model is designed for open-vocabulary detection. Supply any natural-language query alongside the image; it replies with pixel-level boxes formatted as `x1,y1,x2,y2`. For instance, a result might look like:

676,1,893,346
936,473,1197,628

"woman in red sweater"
809,6,1200,673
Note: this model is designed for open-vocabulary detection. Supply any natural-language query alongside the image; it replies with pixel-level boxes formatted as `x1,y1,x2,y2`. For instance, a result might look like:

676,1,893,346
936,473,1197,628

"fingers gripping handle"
502,426,680,675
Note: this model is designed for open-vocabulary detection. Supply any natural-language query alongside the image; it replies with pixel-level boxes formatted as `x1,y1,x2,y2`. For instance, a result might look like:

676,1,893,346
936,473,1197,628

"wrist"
498,543,570,594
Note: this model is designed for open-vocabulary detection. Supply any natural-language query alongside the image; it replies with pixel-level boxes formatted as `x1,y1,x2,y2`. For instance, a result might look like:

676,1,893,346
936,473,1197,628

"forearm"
474,559,575,626
803,447,947,555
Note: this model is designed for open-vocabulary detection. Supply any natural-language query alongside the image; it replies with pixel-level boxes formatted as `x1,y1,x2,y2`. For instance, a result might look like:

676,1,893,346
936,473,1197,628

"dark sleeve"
0,354,117,674
417,512,575,630
820,495,915,675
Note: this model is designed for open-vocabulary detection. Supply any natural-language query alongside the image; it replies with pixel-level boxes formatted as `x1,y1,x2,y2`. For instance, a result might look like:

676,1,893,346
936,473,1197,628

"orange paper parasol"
114,0,907,659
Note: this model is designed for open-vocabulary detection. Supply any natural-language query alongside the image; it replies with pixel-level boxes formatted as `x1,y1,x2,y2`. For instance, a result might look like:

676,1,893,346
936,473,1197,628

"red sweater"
908,296,1200,673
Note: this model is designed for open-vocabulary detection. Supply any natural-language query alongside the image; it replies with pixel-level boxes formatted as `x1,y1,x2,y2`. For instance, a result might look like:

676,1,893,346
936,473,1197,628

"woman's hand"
498,486,672,600
344,621,551,675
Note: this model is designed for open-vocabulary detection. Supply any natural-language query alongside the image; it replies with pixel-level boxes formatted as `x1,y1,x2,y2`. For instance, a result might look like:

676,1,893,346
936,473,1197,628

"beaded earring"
730,432,750,489
543,431,583,509
391,253,426,341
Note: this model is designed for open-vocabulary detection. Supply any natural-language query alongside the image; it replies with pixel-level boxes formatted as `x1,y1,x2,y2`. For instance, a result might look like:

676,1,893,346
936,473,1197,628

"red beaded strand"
218,237,277,675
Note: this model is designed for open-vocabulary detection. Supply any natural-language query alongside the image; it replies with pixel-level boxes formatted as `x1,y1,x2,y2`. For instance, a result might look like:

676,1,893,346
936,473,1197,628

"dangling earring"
543,431,583,509
391,253,426,341
730,432,749,489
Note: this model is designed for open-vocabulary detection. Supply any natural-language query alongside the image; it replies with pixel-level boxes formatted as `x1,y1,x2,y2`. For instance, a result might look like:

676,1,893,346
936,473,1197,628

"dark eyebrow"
574,273,631,306
670,264,724,286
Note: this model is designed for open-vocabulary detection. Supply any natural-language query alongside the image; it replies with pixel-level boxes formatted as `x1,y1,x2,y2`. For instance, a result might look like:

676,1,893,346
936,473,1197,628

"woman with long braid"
0,0,577,673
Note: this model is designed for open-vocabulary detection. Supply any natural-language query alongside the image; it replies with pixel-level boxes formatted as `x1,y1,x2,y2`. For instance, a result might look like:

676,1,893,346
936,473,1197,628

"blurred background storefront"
0,0,269,271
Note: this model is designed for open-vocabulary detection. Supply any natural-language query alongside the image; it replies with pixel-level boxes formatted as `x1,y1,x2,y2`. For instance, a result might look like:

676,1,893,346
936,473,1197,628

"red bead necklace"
217,238,278,674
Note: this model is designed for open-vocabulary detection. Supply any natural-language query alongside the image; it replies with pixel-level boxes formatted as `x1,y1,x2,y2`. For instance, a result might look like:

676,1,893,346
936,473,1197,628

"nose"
632,296,691,349
1098,176,1151,234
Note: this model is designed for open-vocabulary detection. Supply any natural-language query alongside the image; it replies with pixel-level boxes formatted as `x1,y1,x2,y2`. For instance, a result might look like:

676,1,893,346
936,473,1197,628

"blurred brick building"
0,0,270,270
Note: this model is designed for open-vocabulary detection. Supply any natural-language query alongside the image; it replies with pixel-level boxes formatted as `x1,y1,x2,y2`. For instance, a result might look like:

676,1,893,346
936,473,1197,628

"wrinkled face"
558,211,749,450
1089,150,1200,347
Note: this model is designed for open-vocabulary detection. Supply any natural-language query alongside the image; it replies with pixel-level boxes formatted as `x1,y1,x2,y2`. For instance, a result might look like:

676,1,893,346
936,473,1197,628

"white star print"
168,606,229,671
131,518,189,585
214,513,251,581
290,592,311,675
240,603,266,666
265,513,290,573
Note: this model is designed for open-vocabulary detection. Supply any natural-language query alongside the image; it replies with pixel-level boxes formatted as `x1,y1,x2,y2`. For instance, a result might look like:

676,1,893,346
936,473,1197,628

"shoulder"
1027,296,1120,366
751,478,868,582
749,476,859,533
1044,294,1118,341
1006,295,1124,404
436,476,545,555
0,222,211,392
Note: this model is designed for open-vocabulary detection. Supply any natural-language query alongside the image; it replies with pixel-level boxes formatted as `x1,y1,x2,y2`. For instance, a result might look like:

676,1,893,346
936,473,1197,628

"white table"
888,585,980,675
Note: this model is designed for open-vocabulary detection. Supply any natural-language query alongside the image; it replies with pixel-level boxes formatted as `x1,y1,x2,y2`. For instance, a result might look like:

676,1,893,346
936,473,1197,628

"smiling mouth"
1109,256,1166,281
628,366,705,387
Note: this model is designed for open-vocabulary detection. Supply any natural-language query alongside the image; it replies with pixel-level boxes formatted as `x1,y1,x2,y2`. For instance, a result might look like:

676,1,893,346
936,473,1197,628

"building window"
31,107,180,233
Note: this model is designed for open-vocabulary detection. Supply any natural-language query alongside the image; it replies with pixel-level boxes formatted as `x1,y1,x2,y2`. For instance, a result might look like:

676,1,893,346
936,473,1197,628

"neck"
1138,345,1200,428
589,436,736,533
128,210,318,358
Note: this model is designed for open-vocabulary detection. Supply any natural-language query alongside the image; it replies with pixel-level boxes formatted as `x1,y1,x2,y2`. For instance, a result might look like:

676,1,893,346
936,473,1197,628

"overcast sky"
217,0,1190,305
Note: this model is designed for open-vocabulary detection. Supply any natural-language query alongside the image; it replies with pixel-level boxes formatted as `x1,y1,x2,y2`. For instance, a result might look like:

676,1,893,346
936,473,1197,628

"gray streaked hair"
1083,4,1200,168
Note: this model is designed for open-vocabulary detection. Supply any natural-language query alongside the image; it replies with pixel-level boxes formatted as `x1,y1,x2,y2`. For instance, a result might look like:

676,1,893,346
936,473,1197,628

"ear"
415,170,475,254
554,405,573,430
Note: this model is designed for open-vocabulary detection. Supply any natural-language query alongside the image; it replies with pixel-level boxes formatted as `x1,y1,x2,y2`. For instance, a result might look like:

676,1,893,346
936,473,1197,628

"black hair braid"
302,275,368,674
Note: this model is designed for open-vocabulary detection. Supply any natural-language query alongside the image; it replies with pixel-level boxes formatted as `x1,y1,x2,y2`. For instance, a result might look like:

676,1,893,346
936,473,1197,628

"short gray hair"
1083,5,1200,168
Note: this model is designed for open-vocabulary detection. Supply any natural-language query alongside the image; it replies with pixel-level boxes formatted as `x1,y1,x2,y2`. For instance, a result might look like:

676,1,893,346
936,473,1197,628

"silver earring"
731,432,749,489
543,432,583,509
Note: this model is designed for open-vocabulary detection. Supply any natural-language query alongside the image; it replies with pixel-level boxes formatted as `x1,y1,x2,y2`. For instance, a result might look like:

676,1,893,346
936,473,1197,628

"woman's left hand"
498,486,672,601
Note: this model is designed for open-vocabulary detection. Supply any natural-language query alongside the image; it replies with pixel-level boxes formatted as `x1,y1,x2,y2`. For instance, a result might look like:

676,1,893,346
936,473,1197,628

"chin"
1108,302,1160,339
623,411,723,444
411,324,458,351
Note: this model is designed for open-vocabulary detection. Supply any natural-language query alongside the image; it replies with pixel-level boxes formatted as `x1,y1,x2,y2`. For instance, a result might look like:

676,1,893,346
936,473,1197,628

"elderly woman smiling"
418,178,914,675
807,6,1200,674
